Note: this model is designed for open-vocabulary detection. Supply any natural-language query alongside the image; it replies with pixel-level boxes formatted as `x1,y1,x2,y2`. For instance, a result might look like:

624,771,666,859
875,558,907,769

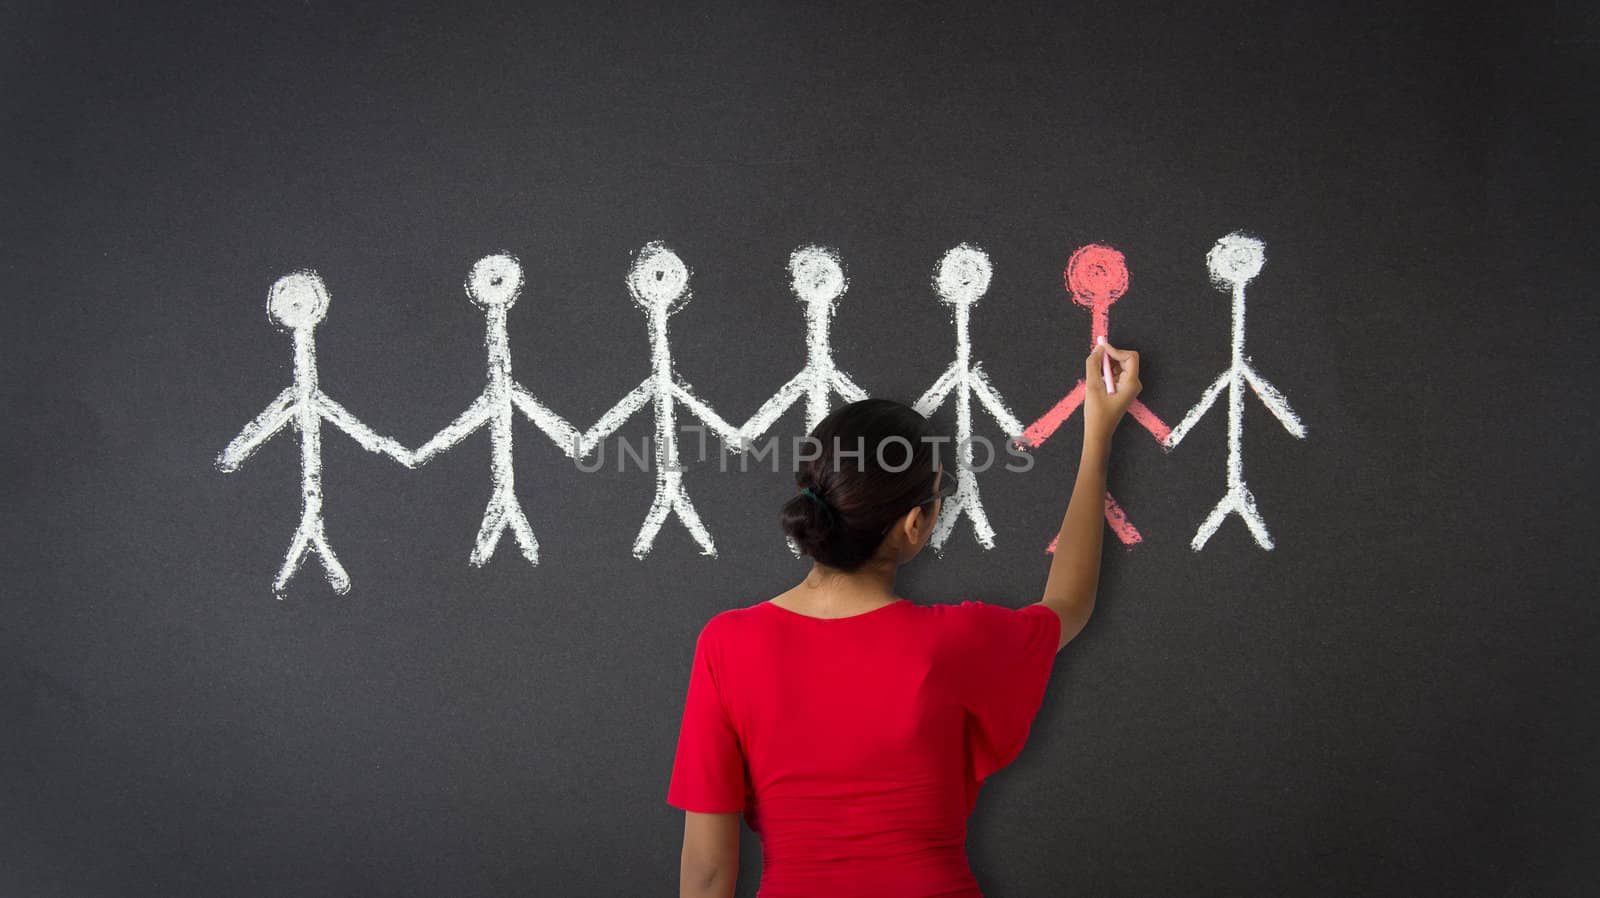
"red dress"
667,598,1062,898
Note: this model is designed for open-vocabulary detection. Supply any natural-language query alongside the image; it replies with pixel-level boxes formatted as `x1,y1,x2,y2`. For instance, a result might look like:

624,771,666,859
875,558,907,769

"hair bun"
780,487,836,558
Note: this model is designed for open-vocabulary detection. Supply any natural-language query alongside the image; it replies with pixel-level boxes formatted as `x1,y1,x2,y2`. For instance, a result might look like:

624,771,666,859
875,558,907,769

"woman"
667,342,1142,897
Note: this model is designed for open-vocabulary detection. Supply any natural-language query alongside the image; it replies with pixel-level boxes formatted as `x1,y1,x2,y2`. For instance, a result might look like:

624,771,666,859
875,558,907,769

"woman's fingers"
1103,343,1139,385
1087,343,1139,400
1087,342,1141,397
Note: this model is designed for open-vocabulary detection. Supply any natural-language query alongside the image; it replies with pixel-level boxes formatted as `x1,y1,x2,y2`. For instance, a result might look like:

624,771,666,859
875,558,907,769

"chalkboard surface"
4,2,1595,896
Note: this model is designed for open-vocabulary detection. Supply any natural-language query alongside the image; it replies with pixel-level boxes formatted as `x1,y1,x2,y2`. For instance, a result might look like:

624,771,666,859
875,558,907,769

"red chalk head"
1064,244,1128,309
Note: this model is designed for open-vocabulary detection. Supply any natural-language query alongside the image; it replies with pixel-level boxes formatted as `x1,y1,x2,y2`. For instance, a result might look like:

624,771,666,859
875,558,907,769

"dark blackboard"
4,2,1595,895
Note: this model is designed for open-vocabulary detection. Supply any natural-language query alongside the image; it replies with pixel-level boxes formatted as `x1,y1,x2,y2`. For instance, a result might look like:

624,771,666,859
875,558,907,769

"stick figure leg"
503,499,541,566
1103,492,1143,546
272,525,313,596
469,497,509,567
310,530,352,594
1048,491,1144,553
1235,485,1275,550
671,491,718,558
632,485,675,560
1190,493,1235,552
964,489,998,550
928,492,965,554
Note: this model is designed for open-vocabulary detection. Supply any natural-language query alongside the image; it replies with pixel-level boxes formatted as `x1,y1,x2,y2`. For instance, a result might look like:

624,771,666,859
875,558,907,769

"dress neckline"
761,597,909,621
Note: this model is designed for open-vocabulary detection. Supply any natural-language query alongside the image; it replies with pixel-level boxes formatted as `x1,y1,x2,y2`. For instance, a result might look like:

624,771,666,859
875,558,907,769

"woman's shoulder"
919,599,1030,618
925,599,1055,614
920,600,1059,639
699,598,1042,635
695,602,769,641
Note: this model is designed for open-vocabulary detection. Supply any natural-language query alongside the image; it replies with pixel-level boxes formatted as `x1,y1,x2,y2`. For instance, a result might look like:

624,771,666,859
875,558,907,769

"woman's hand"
1083,341,1141,446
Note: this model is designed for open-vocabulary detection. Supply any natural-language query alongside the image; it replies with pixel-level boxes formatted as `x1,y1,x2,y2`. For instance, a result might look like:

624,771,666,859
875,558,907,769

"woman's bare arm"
1038,343,1140,650
679,811,739,898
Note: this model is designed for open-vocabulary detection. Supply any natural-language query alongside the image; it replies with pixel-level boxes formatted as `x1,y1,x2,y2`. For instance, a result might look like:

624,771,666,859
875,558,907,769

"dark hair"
780,399,944,571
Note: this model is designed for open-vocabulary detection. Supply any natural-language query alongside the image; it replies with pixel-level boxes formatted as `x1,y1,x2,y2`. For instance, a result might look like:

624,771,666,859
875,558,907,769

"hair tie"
799,487,836,527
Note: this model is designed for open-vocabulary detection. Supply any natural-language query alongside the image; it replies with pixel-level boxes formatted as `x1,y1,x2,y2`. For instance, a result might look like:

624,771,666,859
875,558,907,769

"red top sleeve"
947,601,1062,785
666,617,749,814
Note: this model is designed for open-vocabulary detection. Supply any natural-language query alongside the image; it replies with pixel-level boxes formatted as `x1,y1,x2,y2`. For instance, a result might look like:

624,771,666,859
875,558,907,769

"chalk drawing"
741,246,869,438
1164,233,1307,551
410,254,582,567
1016,244,1172,551
216,271,410,596
739,246,870,558
913,244,1024,552
577,242,746,559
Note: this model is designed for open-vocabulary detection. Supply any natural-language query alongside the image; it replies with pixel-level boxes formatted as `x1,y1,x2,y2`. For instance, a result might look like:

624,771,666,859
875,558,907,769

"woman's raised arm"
1037,342,1141,650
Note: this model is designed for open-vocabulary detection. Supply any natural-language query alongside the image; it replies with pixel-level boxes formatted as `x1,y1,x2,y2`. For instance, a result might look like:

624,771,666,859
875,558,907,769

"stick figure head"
1206,232,1266,289
627,241,690,313
466,253,524,310
1065,243,1129,310
789,245,847,308
266,270,329,331
935,243,992,307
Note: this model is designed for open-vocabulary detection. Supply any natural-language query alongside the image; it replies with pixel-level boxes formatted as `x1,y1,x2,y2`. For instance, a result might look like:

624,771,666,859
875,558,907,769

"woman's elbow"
680,860,736,898
1040,596,1095,650
680,811,739,897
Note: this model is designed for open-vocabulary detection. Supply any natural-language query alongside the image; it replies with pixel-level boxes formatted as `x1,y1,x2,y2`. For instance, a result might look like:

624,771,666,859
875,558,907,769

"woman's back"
668,598,1061,898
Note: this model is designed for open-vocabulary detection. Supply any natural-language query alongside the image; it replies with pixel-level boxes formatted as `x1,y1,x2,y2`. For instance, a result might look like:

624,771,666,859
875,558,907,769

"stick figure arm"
1017,381,1086,449
1163,370,1230,449
1128,399,1172,445
412,391,494,465
830,368,868,403
578,376,653,457
912,362,961,416
672,380,746,454
511,384,583,459
738,370,806,441
970,363,1024,438
317,392,413,466
1242,364,1307,438
216,387,295,472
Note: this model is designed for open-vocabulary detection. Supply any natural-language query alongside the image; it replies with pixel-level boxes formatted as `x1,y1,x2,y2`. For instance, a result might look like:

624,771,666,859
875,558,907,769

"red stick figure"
1017,244,1171,551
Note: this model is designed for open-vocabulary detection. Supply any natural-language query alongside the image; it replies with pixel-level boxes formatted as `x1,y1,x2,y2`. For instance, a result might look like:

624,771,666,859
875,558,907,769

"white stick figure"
738,245,870,558
410,253,582,567
740,246,868,439
216,271,410,596
1164,233,1307,551
913,244,1025,552
578,242,746,559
